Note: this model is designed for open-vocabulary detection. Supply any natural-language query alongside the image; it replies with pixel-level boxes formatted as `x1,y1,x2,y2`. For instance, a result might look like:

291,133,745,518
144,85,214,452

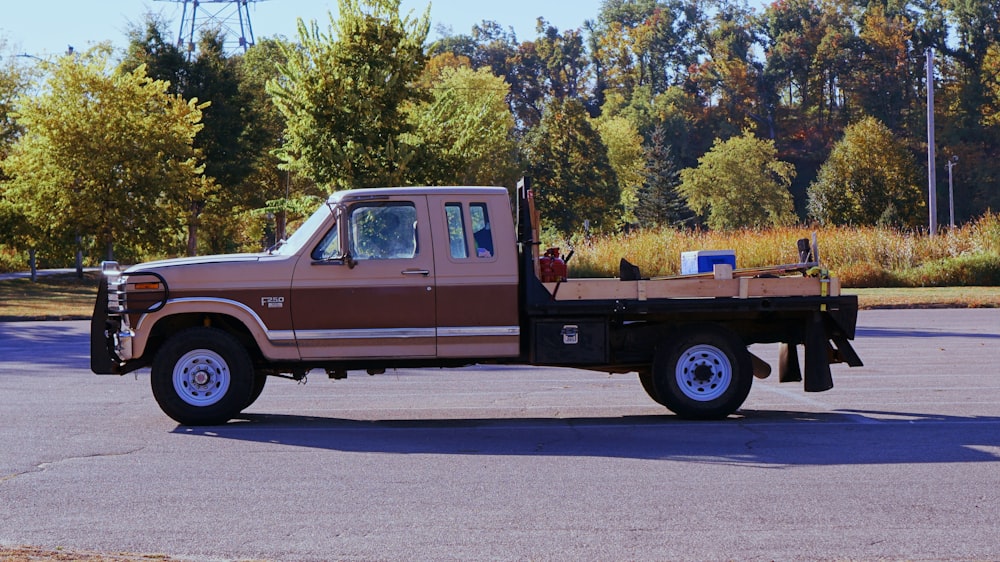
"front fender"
131,298,300,362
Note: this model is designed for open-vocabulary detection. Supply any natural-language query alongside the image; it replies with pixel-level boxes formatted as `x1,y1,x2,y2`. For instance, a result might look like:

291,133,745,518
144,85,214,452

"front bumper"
90,265,167,375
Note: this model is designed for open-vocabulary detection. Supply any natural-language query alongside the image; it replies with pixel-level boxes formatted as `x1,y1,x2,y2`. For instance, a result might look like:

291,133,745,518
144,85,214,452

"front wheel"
652,326,752,419
151,327,254,425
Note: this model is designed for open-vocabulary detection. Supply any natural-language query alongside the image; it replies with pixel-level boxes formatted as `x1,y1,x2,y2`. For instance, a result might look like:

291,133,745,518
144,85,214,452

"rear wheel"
151,327,253,425
652,326,752,419
637,369,665,405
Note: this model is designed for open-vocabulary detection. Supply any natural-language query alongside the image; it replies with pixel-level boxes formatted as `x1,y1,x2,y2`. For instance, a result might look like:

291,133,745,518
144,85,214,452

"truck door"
290,196,436,359
427,195,520,359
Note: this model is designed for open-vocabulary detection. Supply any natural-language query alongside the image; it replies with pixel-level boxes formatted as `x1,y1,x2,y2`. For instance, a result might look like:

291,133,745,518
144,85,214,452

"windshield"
270,203,333,256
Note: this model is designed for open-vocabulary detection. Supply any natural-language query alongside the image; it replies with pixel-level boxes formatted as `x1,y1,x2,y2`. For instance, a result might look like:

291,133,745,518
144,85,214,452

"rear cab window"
444,202,495,261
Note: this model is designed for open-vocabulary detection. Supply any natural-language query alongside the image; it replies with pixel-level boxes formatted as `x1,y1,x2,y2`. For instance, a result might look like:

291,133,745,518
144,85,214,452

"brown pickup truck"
91,180,862,425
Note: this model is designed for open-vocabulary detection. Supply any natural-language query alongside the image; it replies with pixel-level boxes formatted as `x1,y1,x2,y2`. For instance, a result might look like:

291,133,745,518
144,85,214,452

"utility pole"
947,156,958,228
926,48,937,236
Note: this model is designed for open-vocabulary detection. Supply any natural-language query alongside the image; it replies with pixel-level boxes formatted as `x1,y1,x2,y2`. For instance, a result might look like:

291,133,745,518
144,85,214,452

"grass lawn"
846,286,1000,309
0,272,102,321
0,272,997,322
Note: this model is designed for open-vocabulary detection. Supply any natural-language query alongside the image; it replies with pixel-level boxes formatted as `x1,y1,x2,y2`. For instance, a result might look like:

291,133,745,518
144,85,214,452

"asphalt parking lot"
1,309,998,560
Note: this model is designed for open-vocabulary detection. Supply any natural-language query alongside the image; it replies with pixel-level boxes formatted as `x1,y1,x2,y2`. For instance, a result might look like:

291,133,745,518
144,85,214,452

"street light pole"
947,156,958,228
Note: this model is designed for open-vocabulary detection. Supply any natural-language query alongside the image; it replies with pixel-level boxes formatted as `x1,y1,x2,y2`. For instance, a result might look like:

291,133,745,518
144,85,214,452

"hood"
125,253,263,273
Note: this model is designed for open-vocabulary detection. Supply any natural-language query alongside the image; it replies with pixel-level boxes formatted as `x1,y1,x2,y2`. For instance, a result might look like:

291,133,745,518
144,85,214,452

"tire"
151,327,254,425
245,371,269,409
652,326,753,419
637,369,666,405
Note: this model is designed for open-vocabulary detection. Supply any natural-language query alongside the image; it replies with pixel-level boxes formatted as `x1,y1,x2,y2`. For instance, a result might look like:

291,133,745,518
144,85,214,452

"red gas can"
539,247,567,283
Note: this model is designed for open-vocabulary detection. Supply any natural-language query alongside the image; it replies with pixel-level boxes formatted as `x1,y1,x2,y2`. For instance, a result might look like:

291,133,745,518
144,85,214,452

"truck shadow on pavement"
173,408,1000,466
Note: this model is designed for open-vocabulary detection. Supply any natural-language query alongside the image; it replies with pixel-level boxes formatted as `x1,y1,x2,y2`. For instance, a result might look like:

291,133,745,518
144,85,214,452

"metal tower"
156,0,264,57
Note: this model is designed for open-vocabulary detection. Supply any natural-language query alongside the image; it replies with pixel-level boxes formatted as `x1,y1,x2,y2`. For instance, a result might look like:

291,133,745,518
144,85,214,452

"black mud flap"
90,280,118,375
778,342,802,383
831,334,864,367
804,311,834,392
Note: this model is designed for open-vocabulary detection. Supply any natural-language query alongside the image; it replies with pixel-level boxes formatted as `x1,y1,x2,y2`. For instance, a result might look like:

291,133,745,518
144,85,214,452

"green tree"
807,116,924,227
848,4,917,131
524,98,620,237
405,66,517,186
679,130,796,230
239,38,323,247
0,46,205,262
534,20,591,103
942,0,1000,126
761,0,824,110
123,20,261,255
1,43,31,166
430,21,536,127
592,0,705,99
595,115,646,224
268,0,430,190
635,125,691,228
0,42,47,274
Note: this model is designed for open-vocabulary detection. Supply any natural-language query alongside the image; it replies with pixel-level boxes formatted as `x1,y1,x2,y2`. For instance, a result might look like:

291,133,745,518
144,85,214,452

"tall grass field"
563,212,1000,288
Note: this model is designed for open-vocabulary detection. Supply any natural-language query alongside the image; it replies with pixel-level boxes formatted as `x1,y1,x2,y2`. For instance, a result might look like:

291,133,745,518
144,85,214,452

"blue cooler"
681,250,736,275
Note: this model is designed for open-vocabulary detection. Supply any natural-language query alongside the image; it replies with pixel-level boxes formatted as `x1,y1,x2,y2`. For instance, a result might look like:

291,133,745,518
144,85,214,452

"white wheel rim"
173,349,231,407
675,344,732,402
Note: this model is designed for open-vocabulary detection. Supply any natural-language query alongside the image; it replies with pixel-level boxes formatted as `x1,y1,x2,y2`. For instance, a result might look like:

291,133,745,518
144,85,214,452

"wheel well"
146,313,264,363
614,321,749,363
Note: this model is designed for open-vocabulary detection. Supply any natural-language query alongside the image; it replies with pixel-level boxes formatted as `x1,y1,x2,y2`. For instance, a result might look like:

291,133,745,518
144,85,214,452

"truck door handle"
402,269,430,276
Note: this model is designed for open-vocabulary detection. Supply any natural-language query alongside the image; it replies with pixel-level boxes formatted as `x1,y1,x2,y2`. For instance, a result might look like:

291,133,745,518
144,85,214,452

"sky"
1,0,608,58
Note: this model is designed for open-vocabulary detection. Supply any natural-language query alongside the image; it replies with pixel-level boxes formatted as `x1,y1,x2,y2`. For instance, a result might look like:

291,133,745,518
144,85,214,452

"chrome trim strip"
137,298,519,344
267,330,297,342
437,326,521,338
295,328,436,340
136,297,297,343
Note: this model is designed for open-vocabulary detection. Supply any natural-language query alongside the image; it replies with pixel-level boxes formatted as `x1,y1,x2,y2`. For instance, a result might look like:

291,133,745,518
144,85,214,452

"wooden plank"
661,262,817,280
542,276,837,301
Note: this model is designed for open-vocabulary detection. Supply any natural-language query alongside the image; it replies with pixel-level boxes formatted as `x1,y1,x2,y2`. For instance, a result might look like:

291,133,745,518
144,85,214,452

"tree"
942,0,1000,126
405,66,517,186
761,0,824,110
268,0,430,191
431,21,550,132
678,130,796,230
595,115,646,224
123,19,262,255
524,98,620,237
807,116,924,227
592,0,705,99
849,4,917,131
239,38,323,247
635,125,691,228
0,41,31,166
1,46,206,263
534,20,592,104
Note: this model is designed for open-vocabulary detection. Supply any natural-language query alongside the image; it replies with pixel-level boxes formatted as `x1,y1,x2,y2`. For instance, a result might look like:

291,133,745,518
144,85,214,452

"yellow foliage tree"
1,45,206,262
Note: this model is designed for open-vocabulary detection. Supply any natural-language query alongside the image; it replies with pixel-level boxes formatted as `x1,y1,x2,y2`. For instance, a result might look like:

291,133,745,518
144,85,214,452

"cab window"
470,203,493,258
311,226,341,261
445,203,468,259
349,202,418,260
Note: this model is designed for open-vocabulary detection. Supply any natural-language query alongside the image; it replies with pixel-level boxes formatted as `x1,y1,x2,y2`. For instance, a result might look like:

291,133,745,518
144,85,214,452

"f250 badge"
261,296,285,309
